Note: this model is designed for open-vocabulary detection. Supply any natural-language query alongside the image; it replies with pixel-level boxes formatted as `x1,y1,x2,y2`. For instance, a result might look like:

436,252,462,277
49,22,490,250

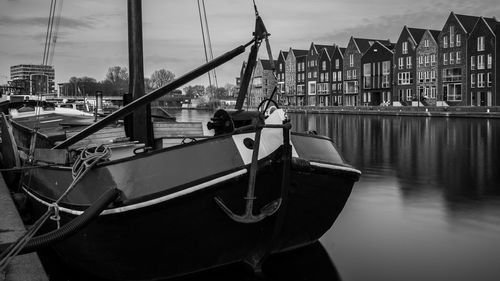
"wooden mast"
127,0,154,147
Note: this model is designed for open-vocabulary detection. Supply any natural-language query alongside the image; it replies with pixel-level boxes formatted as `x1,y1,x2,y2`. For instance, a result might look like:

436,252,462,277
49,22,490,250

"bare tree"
150,69,175,89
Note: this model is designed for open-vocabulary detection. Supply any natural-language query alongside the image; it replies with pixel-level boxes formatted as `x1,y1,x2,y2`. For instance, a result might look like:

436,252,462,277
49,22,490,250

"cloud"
0,15,97,30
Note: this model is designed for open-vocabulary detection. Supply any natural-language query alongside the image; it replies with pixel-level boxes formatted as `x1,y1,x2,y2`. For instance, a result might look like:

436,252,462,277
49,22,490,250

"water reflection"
290,113,500,281
289,113,500,202
41,241,341,281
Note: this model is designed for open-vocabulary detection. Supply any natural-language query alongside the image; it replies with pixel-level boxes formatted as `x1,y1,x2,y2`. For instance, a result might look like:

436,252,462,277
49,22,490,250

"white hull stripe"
24,169,248,216
310,162,362,175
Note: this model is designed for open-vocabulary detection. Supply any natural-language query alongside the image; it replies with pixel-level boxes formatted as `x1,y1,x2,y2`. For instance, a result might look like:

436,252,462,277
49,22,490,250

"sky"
0,0,499,88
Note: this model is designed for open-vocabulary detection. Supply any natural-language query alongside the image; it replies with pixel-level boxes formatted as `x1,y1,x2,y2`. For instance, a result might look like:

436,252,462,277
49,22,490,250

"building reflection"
289,113,500,203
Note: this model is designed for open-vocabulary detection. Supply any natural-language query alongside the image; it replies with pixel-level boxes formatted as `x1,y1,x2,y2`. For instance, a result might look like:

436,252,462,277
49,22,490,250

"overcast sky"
0,0,498,87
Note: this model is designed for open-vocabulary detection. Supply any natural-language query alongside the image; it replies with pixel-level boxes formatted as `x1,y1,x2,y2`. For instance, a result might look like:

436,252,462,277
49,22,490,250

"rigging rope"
201,0,218,89
197,0,212,91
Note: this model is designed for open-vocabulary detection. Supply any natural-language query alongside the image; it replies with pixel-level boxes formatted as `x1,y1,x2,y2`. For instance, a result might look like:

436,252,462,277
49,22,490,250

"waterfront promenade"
284,106,500,119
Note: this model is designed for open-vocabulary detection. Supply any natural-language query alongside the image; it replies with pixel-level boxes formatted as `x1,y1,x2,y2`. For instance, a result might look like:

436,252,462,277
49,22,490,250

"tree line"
62,66,237,99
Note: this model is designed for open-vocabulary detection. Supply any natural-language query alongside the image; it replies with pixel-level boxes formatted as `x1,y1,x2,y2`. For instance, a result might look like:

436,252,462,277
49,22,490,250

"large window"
402,42,408,54
398,72,412,85
442,68,462,82
398,57,404,69
363,63,372,89
332,72,337,82
431,54,436,65
477,36,485,51
382,61,390,74
443,36,448,48
335,59,340,69
406,56,412,69
456,34,461,47
478,55,485,69
471,56,476,70
297,84,305,95
478,73,485,88
456,51,461,64
349,54,354,67
345,81,359,94
450,26,455,47
487,54,492,69
443,53,448,65
445,84,462,101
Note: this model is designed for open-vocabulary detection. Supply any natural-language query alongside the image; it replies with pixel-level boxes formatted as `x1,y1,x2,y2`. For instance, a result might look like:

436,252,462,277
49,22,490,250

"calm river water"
172,109,500,281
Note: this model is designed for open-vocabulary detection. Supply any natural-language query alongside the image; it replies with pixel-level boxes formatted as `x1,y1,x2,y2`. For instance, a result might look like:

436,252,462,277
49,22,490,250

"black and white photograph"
0,0,499,280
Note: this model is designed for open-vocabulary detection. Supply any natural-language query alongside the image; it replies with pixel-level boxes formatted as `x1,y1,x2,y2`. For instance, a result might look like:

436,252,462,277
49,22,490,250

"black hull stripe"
24,169,247,216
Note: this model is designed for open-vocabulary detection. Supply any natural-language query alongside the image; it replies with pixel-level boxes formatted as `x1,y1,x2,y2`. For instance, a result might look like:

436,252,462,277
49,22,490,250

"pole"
127,0,154,147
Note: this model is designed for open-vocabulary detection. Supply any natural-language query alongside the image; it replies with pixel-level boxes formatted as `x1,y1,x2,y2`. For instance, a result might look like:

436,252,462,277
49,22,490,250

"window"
424,39,429,47
347,70,352,80
424,55,429,66
320,73,324,82
471,56,476,70
443,53,448,65
325,73,329,82
322,61,326,71
471,74,475,88
349,54,354,67
487,54,492,69
425,71,430,82
431,54,436,65
449,52,454,64
363,63,372,89
444,36,448,48
418,56,423,65
478,73,485,88
450,27,455,47
407,89,412,101
487,73,492,87
332,72,337,81
477,36,485,51
398,72,412,85
353,69,357,79
402,42,408,54
382,61,390,74
398,57,404,69
279,64,283,71
431,86,436,98
308,72,311,79
313,71,317,78
456,34,461,47
456,51,461,64
431,70,436,81
478,55,485,69
445,84,462,101
406,56,412,69
338,71,342,81
335,59,340,69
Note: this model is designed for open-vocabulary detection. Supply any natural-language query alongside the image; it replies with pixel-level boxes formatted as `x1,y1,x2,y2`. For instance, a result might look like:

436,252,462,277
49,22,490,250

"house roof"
454,14,481,33
483,17,499,32
407,27,427,44
353,38,392,54
281,51,289,60
291,49,308,57
260,59,276,70
429,29,441,42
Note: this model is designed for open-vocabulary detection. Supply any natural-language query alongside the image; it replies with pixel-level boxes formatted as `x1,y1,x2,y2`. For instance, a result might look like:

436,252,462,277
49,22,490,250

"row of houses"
241,12,500,107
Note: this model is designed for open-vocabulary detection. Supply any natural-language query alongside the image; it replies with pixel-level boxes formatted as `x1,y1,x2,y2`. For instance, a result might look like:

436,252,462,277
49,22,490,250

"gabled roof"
291,49,308,57
353,37,392,54
455,13,482,33
339,47,347,55
315,44,335,55
259,59,276,71
407,27,427,44
365,40,395,55
278,50,288,61
429,30,441,42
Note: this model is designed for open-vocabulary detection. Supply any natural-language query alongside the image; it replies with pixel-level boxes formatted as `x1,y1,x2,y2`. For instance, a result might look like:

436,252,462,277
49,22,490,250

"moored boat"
0,1,361,280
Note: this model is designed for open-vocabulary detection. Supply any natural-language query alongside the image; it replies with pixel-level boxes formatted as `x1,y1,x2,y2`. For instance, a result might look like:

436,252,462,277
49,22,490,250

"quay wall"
284,106,500,119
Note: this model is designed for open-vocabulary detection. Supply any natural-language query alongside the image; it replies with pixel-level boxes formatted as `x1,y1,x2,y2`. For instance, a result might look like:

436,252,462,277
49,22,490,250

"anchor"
215,127,282,223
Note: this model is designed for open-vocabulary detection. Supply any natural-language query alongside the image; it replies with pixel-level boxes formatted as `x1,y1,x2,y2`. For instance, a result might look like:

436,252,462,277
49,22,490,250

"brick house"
276,50,288,105
284,48,307,105
361,41,394,106
343,37,392,106
468,17,499,106
416,29,441,106
248,59,277,108
393,26,426,106
331,46,346,105
317,46,335,106
438,12,496,106
306,42,335,106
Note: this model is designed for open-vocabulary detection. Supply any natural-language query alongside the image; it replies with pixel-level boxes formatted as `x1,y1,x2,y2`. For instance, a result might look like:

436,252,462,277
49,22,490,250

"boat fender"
291,157,312,172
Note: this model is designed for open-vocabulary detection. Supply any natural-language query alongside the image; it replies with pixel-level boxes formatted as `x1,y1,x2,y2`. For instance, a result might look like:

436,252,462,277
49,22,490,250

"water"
173,109,500,281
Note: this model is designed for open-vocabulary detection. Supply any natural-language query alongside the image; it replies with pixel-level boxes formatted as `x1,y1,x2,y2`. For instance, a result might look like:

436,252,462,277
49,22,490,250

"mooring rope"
0,145,111,270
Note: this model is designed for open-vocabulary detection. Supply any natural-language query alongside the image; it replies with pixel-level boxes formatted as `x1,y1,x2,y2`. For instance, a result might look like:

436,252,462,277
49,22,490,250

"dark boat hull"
27,164,355,281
